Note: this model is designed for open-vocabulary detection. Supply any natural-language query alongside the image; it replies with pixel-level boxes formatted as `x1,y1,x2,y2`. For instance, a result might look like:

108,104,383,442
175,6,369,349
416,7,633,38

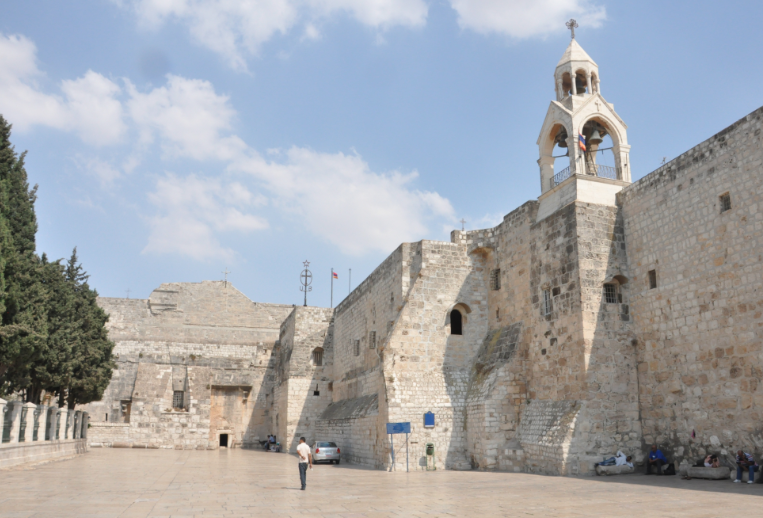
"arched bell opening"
540,122,572,191
580,117,620,180
574,69,589,95
590,72,600,94
560,72,573,97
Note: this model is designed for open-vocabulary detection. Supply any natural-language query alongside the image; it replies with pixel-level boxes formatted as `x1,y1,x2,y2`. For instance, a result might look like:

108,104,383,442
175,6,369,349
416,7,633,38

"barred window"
604,284,619,304
542,289,552,316
369,331,376,349
312,347,324,366
648,270,657,290
490,269,501,290
172,391,184,409
353,339,360,356
719,192,731,213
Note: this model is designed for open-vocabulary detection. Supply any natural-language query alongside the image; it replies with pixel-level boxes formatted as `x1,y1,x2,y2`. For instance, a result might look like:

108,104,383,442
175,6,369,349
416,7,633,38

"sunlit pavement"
0,448,760,517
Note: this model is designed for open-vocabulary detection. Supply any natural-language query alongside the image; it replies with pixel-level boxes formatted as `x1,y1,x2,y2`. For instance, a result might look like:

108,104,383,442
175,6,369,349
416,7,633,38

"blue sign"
424,412,435,428
386,422,411,434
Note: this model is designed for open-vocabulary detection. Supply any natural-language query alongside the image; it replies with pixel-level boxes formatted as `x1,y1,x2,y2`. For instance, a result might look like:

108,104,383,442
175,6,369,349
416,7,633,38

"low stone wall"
0,439,88,469
87,423,131,447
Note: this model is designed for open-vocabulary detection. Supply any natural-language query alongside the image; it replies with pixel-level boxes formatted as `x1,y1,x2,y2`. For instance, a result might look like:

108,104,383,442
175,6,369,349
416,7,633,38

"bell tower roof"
556,39,597,69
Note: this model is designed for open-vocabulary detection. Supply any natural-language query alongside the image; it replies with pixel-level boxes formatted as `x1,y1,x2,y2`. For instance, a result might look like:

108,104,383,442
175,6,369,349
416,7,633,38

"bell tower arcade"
536,23,632,221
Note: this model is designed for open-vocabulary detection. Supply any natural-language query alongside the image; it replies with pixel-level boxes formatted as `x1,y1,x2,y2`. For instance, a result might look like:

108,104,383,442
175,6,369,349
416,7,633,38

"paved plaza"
0,449,761,517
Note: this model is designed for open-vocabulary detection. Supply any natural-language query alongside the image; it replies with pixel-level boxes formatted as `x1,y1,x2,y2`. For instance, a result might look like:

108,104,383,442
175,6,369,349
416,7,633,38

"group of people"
264,434,281,452
597,445,760,483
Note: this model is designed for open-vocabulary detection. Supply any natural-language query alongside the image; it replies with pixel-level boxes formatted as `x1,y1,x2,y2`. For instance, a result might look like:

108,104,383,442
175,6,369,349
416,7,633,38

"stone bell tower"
536,24,632,221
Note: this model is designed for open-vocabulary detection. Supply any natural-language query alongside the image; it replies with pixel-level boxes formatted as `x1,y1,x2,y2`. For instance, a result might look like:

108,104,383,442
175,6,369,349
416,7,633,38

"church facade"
84,38,763,476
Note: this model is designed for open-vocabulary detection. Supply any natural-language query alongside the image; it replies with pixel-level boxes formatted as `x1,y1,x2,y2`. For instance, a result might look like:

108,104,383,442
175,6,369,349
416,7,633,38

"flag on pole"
578,133,586,152
333,272,338,279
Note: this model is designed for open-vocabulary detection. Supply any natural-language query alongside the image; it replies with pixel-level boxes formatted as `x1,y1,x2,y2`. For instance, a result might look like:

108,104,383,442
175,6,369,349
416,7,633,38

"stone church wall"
272,306,334,452
82,281,293,449
621,106,763,465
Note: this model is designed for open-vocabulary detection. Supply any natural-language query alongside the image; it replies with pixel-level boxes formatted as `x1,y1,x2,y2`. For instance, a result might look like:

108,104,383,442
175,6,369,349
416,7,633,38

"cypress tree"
0,115,48,396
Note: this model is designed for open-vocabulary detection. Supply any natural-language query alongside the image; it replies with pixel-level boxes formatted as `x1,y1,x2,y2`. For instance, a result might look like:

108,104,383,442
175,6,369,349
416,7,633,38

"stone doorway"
220,434,229,448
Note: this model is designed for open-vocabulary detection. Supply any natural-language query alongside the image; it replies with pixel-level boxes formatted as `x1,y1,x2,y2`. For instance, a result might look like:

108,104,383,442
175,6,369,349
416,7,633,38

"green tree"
0,115,48,395
61,249,114,409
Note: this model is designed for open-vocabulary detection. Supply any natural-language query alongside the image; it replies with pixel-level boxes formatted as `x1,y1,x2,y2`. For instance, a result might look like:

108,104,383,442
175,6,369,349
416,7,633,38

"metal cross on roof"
566,19,579,39
460,218,466,231
300,260,313,306
222,267,231,287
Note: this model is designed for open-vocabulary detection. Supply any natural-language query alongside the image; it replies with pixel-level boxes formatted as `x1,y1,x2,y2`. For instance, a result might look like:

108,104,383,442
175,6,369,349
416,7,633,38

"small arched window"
312,347,324,366
450,310,463,335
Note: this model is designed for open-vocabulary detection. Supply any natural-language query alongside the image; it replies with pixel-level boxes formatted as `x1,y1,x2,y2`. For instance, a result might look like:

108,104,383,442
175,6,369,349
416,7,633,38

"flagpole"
331,268,334,308
349,269,351,294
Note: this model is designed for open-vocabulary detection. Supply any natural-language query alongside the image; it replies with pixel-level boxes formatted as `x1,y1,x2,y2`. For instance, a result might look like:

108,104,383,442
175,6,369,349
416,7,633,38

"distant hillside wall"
621,107,763,464
83,281,294,449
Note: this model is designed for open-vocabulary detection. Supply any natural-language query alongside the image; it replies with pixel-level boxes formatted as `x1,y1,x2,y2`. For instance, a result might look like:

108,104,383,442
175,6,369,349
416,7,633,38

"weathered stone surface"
595,465,635,476
687,466,731,480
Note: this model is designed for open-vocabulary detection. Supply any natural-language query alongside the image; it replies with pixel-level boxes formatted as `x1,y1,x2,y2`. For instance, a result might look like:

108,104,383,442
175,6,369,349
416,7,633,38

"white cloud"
235,148,455,255
0,33,125,145
143,173,268,261
61,71,126,146
449,0,605,38
127,75,247,161
75,155,124,187
121,0,427,70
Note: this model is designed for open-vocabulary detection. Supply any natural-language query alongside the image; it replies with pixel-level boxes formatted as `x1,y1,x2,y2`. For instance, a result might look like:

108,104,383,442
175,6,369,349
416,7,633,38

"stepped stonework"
83,38,763,475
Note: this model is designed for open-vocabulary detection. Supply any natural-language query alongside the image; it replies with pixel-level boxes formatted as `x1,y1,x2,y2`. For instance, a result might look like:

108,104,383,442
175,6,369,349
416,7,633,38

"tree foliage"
0,115,114,407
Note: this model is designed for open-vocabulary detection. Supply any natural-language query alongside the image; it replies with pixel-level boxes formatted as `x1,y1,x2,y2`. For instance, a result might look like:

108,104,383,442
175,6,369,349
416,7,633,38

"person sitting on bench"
734,451,758,484
646,445,669,475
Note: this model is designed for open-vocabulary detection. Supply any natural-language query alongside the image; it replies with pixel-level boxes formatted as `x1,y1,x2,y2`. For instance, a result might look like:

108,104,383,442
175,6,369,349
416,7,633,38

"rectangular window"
648,270,657,290
312,349,323,366
490,269,501,290
172,391,184,409
542,289,552,316
604,284,618,304
720,192,731,213
369,331,376,349
353,339,360,356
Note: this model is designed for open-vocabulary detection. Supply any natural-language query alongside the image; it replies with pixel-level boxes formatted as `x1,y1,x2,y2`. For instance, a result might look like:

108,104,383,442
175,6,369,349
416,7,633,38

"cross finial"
460,218,466,231
125,288,131,299
222,267,231,287
566,19,579,39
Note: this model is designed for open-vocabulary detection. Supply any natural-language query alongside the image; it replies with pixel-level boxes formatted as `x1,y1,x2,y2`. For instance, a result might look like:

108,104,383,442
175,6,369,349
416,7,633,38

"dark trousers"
646,459,665,474
299,462,308,489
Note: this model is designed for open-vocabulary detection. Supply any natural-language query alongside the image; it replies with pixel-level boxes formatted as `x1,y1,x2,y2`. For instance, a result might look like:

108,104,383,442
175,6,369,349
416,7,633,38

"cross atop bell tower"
534,25,632,221
565,18,578,39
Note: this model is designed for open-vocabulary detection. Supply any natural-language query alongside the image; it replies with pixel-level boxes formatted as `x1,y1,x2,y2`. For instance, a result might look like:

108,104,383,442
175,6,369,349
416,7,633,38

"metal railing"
552,163,621,187
552,166,572,187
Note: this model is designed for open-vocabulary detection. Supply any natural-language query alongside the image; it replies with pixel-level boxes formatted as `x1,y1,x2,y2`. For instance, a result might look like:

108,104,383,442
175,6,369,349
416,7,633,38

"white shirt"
614,451,633,468
297,443,311,464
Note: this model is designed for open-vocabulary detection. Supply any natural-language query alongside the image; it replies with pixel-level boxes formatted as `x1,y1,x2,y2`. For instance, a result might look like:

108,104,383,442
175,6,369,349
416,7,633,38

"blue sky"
1,0,761,307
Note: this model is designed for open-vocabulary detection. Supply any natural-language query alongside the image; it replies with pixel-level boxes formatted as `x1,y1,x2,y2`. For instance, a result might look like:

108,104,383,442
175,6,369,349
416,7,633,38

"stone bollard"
59,408,70,439
37,405,48,441
22,402,36,443
7,402,23,443
81,412,89,439
0,398,6,443
73,411,80,439
51,408,61,440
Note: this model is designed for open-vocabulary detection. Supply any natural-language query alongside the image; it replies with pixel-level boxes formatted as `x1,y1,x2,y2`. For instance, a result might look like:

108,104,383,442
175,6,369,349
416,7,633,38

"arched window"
450,309,463,335
312,347,324,366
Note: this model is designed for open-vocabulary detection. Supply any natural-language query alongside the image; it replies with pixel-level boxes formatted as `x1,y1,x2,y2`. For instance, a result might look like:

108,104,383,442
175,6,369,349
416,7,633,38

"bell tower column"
538,156,555,192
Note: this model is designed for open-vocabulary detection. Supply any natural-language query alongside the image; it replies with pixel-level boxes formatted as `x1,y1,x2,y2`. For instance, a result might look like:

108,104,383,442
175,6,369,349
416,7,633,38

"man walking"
297,437,312,490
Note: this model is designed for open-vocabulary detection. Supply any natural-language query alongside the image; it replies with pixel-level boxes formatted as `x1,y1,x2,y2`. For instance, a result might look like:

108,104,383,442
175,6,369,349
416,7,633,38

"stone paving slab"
0,449,761,517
